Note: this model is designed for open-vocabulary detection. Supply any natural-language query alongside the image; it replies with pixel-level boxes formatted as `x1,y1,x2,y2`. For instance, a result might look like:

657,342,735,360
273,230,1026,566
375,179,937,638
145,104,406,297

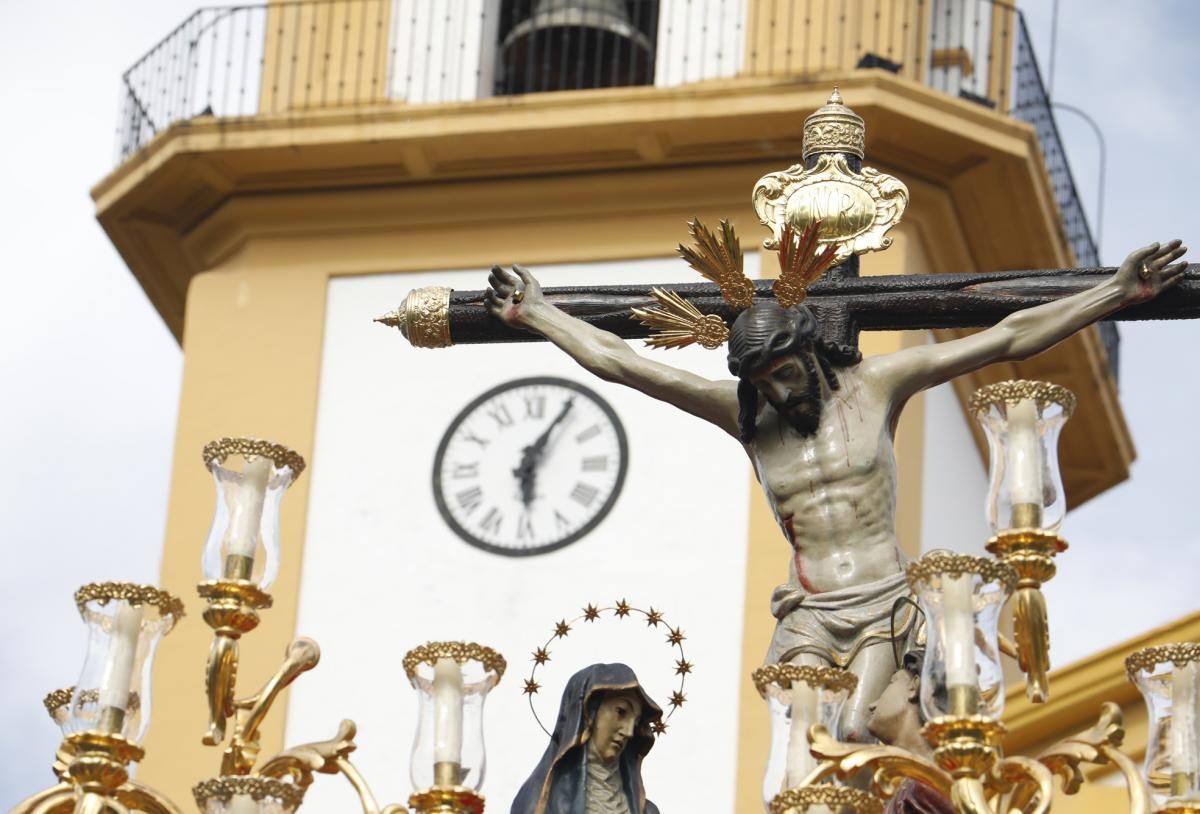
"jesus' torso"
747,365,905,594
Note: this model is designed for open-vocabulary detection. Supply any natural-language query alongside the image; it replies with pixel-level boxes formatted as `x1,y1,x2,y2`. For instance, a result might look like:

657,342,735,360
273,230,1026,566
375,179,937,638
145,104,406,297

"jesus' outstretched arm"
865,240,1188,412
486,265,740,438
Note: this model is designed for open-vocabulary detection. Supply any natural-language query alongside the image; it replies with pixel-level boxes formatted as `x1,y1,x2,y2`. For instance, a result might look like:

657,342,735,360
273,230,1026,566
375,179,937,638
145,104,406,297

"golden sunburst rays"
633,218,843,351
524,601,693,738
631,288,730,350
632,217,750,351
774,220,840,308
676,218,754,308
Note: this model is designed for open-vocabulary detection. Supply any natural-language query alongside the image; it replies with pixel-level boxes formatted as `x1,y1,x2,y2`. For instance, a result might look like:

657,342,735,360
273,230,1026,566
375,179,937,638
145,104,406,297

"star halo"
524,600,693,738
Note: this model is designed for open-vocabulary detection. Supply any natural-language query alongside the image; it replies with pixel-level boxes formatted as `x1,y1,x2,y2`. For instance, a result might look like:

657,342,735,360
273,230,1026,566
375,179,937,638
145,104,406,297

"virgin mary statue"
511,663,663,814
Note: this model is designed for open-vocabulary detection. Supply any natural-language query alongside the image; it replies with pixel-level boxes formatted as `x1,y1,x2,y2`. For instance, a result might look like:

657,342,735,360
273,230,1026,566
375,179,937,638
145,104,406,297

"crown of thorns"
631,220,840,351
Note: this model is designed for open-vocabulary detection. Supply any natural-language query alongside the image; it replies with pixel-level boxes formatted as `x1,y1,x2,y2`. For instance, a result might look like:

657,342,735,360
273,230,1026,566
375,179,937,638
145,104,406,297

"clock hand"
512,397,576,507
529,397,576,454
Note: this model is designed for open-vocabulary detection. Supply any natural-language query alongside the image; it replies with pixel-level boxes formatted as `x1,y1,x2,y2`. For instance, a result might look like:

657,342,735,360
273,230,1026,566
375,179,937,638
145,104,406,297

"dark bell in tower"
500,0,654,94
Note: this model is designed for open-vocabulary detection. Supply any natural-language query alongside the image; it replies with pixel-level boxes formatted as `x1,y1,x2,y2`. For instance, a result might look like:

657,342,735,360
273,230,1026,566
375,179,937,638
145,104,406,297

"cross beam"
380,266,1200,349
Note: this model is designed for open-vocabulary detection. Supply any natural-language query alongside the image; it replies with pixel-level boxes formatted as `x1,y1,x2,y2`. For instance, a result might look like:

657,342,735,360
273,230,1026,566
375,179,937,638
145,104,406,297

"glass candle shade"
201,439,306,589
970,381,1075,534
404,642,506,792
754,664,857,809
1127,643,1200,806
193,777,306,814
67,583,184,745
907,553,1015,721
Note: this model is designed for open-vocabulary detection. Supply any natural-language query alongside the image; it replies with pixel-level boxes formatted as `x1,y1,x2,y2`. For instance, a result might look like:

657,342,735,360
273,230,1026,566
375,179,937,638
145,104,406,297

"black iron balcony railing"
114,0,1113,374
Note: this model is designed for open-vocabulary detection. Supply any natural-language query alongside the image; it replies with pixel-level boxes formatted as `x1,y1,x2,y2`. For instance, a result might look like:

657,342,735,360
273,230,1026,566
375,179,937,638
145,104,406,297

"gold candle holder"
972,381,1076,705
769,785,883,814
198,437,305,746
986,528,1068,703
408,787,486,814
921,715,1007,778
404,642,506,814
752,663,858,804
1128,643,1200,811
199,579,274,746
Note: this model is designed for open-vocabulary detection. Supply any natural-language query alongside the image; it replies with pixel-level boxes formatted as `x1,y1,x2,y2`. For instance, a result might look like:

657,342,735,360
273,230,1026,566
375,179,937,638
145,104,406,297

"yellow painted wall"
259,0,391,112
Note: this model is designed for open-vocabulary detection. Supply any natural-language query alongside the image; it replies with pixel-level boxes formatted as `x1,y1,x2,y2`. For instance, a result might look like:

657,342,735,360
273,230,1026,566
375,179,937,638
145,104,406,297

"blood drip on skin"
781,515,818,592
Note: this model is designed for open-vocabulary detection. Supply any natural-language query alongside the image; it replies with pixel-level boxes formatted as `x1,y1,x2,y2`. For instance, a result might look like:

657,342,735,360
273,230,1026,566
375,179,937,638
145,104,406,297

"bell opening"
497,0,658,94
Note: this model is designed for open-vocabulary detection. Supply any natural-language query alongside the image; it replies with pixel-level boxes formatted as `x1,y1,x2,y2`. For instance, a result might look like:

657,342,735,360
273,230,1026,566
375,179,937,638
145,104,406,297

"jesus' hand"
486,264,545,329
1113,239,1188,305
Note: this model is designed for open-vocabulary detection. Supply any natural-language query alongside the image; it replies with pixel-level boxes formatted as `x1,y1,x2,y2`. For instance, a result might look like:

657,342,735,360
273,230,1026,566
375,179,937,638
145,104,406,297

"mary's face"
589,691,643,764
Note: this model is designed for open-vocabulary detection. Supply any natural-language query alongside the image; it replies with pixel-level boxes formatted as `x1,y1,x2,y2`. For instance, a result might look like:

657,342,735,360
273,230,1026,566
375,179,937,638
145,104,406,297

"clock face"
432,377,629,556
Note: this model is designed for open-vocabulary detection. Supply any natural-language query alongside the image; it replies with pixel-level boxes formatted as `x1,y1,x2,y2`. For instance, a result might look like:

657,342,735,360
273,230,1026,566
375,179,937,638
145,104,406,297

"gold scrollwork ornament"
753,153,909,263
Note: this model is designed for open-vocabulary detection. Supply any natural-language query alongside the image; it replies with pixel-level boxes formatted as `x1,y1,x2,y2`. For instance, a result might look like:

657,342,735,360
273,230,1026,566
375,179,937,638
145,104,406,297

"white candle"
227,456,272,560
1006,399,1043,510
784,680,820,788
228,794,260,814
432,657,464,766
1170,662,1200,790
98,600,144,714
943,574,977,704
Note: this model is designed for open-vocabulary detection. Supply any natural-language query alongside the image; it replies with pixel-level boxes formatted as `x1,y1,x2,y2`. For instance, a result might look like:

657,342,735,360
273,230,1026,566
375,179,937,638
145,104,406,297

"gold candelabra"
10,438,505,814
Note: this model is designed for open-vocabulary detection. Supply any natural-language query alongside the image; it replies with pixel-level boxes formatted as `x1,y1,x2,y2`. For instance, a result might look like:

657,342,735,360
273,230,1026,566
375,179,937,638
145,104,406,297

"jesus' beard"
774,393,823,436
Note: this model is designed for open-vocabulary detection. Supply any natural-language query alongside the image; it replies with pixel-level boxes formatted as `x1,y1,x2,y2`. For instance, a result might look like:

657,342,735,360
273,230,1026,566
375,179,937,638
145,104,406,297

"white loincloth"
767,571,917,668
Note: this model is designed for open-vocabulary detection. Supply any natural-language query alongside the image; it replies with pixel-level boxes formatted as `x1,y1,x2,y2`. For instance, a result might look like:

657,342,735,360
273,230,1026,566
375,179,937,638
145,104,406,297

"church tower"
91,2,1153,811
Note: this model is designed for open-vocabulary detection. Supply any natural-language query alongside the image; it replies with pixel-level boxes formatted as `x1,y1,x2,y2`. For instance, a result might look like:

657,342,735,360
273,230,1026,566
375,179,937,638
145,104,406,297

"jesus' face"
588,691,643,764
748,352,824,435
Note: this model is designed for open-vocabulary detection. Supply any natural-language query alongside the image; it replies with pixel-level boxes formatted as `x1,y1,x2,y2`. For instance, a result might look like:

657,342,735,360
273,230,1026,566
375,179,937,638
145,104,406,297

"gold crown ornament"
801,86,866,159
632,89,909,351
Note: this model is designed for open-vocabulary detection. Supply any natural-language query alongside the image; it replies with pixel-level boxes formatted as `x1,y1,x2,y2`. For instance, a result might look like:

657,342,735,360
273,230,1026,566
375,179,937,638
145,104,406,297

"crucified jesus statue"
483,237,1187,741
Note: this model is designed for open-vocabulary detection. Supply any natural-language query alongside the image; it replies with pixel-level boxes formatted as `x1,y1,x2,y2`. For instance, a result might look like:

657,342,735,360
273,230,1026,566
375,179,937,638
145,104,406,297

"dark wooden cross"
387,263,1200,364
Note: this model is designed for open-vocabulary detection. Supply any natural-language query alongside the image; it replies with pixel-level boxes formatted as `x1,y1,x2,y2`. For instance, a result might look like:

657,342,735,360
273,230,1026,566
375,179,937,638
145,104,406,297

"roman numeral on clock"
456,486,483,514
461,430,489,448
486,403,513,428
451,462,479,479
524,394,546,419
581,455,607,472
479,507,502,535
575,424,601,443
517,512,535,542
569,482,599,508
554,509,572,533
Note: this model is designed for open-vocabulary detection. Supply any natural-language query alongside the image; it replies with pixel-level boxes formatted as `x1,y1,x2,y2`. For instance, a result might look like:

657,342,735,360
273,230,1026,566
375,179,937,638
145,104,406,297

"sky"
1,0,1198,806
